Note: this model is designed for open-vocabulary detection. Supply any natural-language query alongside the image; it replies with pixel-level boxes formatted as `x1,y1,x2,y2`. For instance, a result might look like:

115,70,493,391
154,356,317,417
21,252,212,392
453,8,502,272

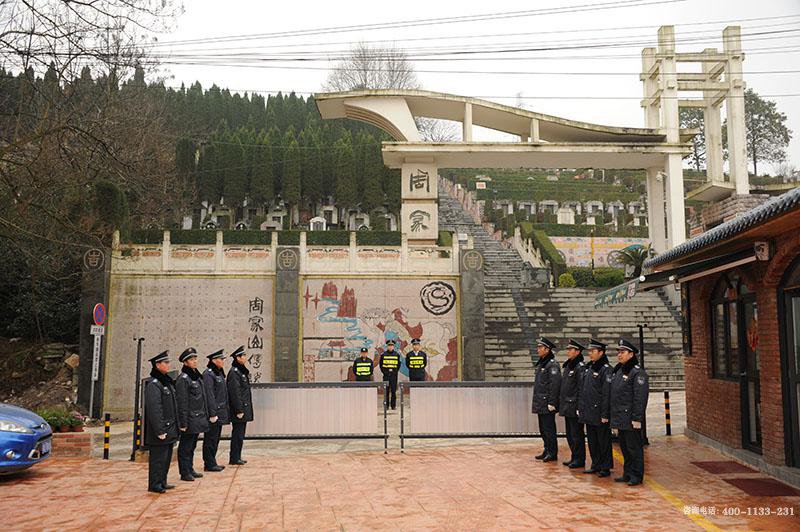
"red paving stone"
1,435,798,531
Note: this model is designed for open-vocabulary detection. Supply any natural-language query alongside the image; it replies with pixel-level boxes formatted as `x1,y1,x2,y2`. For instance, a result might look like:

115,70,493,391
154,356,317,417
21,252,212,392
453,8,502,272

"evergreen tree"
250,131,274,205
283,139,302,223
334,135,357,209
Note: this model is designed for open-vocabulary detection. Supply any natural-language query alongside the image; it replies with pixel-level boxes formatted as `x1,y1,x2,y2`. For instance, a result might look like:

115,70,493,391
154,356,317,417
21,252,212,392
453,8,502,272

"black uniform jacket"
558,355,586,418
609,356,650,431
577,354,612,426
353,357,374,381
405,350,428,381
379,350,401,375
144,369,179,446
227,360,254,423
203,364,230,425
531,353,561,414
176,366,210,434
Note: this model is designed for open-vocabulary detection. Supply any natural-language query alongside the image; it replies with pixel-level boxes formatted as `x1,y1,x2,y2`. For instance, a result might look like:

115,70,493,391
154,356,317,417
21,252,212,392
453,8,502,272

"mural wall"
104,275,274,416
549,236,650,268
300,277,459,382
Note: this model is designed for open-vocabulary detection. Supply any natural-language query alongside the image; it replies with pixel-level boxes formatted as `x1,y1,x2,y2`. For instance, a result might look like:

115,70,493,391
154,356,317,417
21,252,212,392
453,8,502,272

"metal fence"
400,381,566,450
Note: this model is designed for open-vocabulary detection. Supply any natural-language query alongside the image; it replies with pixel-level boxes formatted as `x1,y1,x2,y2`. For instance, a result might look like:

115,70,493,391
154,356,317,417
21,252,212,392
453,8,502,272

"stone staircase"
484,287,685,390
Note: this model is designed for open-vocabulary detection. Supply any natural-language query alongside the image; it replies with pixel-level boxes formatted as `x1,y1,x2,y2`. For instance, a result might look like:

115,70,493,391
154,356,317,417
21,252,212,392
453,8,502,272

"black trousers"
586,423,613,471
537,413,558,457
177,432,199,477
203,422,223,468
148,443,173,490
230,422,247,463
383,372,398,409
619,428,645,481
565,416,586,466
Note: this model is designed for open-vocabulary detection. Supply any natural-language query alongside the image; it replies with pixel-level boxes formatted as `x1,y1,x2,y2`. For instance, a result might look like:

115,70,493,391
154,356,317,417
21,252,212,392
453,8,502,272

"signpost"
88,303,106,419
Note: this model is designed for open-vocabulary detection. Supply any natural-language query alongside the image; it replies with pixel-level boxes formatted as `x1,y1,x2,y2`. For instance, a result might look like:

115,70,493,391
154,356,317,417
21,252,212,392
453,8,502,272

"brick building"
644,187,800,486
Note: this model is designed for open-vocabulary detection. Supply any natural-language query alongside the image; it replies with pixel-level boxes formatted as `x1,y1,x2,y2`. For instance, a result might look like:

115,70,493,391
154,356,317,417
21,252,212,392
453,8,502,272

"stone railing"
511,227,547,269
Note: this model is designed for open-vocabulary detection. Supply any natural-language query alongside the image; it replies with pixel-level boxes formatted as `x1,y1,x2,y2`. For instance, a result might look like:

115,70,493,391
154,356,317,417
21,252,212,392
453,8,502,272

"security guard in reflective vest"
559,339,587,469
353,347,374,381
610,338,650,486
175,347,210,482
144,350,178,493
405,338,428,381
531,337,561,462
577,339,614,478
202,349,228,472
379,340,401,409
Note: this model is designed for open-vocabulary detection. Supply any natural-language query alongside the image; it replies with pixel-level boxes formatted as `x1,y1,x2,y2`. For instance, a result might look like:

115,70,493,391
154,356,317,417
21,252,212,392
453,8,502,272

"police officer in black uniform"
559,339,587,469
352,347,374,381
531,337,561,462
578,339,614,478
176,347,210,482
202,348,229,472
379,340,401,409
610,338,650,486
405,338,428,382
144,350,179,493
227,345,253,465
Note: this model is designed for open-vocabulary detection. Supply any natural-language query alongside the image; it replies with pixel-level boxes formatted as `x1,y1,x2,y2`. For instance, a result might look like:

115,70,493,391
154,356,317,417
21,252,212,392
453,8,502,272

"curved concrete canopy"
314,89,696,143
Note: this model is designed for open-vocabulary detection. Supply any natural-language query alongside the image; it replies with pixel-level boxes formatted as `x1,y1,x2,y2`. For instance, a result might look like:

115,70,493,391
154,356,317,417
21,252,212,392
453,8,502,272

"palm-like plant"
619,244,653,279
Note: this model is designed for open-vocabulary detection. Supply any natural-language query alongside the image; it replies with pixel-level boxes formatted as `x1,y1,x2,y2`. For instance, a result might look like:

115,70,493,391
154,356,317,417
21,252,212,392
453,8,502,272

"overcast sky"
152,0,800,173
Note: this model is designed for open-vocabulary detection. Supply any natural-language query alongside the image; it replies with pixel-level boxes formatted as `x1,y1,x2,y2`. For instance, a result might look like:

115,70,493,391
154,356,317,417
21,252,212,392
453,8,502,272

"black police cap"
231,345,246,358
411,338,421,344
360,347,368,353
536,337,557,351
385,340,396,346
567,339,586,351
616,338,639,355
149,350,169,365
207,349,225,360
179,347,198,363
588,338,607,351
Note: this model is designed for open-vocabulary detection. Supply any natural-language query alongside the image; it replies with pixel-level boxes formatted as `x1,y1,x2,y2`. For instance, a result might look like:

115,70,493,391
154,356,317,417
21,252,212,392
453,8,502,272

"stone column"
646,167,667,253
401,159,439,246
724,26,749,194
459,250,485,381
665,153,687,248
77,247,110,417
702,48,724,183
273,247,300,381
462,102,473,142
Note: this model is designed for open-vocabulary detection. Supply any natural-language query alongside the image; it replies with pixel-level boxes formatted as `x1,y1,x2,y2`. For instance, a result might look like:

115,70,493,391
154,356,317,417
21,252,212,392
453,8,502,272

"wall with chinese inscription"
300,277,459,383
548,236,650,268
103,275,274,417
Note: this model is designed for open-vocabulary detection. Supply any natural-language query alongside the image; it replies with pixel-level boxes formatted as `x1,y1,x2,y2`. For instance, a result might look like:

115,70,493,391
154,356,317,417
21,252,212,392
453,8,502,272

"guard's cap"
179,347,198,363
567,339,586,351
385,339,396,346
588,338,607,351
360,347,369,353
231,345,246,358
616,338,639,354
536,337,557,351
149,350,169,365
411,338,421,344
207,349,225,361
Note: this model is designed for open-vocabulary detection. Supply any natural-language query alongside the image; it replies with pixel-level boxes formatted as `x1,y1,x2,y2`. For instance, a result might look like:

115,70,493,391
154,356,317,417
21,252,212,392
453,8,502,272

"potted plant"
68,411,85,432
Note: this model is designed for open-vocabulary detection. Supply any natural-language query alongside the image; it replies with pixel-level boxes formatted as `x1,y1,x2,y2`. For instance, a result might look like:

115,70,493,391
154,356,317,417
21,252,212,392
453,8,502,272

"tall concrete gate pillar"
459,250,485,380
77,247,110,418
401,159,439,246
642,46,669,253
724,26,750,195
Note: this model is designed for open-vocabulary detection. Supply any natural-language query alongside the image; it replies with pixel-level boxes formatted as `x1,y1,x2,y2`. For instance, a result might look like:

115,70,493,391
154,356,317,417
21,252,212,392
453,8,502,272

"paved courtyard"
2,433,798,530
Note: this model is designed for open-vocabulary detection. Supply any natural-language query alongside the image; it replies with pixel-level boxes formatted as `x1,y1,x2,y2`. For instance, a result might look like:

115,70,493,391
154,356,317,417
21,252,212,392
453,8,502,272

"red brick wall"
51,431,93,458
685,229,800,466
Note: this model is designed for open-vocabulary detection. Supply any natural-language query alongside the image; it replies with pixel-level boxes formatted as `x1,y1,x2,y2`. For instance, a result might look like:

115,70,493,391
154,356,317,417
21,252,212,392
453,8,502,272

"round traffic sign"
93,303,106,326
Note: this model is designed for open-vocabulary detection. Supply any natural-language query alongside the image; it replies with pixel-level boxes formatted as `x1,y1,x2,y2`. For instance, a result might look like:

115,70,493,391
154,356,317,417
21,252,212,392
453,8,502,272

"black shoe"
229,459,246,465
190,470,204,478
541,455,558,462
597,470,611,478
204,465,225,472
180,475,195,482
569,463,585,469
583,468,598,474
614,476,630,483
627,479,643,486
148,486,166,494
534,451,547,460
163,484,176,490
562,460,573,466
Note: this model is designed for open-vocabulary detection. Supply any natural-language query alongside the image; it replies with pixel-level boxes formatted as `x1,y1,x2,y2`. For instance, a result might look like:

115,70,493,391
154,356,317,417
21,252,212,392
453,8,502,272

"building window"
710,274,746,379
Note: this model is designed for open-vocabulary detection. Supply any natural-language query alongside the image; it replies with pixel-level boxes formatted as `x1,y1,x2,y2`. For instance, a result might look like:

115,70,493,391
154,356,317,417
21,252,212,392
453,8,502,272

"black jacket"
144,369,179,446
405,350,428,381
531,353,561,414
379,350,400,376
176,366,210,434
610,356,650,431
558,355,586,418
578,354,612,426
352,357,374,381
227,360,254,423
203,364,230,425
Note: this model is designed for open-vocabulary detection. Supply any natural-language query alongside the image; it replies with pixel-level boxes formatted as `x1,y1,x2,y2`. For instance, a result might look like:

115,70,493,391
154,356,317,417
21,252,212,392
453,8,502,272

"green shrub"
437,230,453,248
569,267,595,287
558,272,577,288
532,229,566,279
222,230,271,245
356,231,402,246
170,230,217,245
277,230,300,245
567,267,625,288
306,231,350,246
125,229,163,244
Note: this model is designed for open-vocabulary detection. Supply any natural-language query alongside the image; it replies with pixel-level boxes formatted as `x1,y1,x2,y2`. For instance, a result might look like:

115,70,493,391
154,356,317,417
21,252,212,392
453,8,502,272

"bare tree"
323,43,457,141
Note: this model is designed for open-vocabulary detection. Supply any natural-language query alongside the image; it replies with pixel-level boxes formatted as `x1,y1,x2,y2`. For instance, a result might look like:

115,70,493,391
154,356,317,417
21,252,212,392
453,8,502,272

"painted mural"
549,236,650,268
301,278,459,382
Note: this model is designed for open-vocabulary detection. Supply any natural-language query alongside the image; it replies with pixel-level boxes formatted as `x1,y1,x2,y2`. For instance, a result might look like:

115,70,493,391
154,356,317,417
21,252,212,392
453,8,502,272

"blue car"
0,403,52,474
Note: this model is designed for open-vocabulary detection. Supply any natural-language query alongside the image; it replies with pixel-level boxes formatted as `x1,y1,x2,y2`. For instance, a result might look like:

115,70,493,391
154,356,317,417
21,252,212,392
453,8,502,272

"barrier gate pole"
383,382,388,454
400,383,405,453
103,413,110,460
664,390,672,436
